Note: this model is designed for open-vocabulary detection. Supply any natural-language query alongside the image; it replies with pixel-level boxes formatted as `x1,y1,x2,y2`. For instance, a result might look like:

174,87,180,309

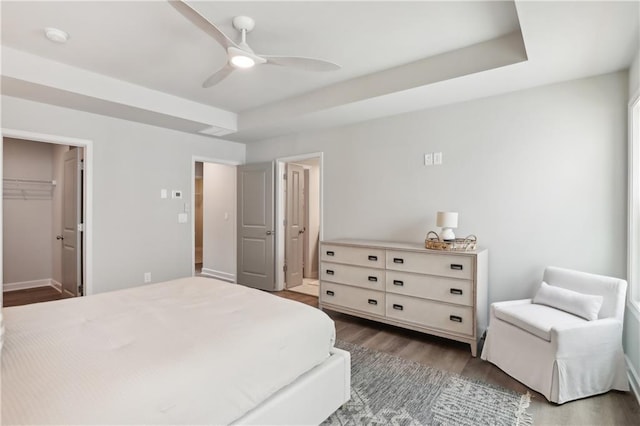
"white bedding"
2,277,336,425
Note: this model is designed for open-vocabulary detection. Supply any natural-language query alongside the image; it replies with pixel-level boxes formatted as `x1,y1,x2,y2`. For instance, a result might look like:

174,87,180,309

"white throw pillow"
533,281,603,321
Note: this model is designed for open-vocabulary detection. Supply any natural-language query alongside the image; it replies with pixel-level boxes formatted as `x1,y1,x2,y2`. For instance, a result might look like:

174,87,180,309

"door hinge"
283,173,287,180
77,223,84,232
283,219,287,226
283,264,288,272
78,284,84,296
80,159,85,170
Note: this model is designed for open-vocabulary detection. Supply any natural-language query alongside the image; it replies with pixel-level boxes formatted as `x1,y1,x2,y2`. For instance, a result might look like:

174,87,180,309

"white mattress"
2,277,336,425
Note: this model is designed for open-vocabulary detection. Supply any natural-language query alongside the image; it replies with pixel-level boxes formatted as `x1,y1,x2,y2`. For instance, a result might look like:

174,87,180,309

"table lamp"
436,211,458,241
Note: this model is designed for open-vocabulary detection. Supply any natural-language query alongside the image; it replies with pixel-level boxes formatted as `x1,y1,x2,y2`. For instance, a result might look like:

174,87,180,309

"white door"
61,148,82,297
237,162,275,291
285,164,305,288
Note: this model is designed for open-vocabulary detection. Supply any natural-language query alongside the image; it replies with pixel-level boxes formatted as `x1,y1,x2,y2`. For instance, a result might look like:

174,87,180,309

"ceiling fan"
169,1,341,88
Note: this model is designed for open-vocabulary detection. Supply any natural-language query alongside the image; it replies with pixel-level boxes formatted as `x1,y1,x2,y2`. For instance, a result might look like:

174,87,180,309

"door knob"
266,230,274,236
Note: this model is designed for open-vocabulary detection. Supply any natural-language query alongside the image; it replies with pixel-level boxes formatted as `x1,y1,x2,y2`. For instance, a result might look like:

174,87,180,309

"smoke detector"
44,27,69,43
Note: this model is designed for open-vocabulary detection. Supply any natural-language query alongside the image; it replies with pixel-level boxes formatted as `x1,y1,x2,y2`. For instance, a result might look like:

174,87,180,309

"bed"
1,276,350,425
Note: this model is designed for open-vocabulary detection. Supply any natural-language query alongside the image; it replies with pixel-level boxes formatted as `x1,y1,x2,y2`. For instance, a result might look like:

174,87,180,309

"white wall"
2,95,245,294
247,72,628,304
2,138,54,285
630,51,639,99
202,162,237,282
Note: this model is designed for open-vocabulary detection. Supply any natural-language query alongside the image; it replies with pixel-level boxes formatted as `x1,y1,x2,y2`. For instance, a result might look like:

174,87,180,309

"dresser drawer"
321,244,385,268
321,263,385,291
386,294,473,336
320,282,385,316
386,271,472,306
386,250,472,279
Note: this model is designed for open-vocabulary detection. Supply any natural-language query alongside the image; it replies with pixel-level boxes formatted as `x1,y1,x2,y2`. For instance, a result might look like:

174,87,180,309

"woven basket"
424,231,477,252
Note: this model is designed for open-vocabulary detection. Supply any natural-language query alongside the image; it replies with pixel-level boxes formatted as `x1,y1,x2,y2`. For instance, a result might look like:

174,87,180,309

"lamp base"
440,228,456,242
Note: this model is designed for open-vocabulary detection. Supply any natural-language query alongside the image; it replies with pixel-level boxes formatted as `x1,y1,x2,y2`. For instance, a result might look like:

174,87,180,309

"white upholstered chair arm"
551,318,623,356
490,298,532,309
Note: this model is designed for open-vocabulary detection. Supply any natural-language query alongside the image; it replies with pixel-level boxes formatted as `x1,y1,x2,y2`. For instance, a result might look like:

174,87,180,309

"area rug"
323,341,533,426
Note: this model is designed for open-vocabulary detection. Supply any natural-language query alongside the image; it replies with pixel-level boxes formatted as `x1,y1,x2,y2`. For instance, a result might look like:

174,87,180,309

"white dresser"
319,239,488,356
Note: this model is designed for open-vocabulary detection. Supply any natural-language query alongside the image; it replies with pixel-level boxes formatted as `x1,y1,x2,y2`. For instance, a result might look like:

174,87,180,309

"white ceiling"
1,1,639,143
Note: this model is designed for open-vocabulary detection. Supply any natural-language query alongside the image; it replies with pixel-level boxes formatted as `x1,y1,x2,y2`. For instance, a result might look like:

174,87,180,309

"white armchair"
481,266,629,404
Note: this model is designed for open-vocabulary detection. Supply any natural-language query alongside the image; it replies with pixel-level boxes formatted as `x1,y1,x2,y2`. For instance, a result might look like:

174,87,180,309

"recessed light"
44,27,69,43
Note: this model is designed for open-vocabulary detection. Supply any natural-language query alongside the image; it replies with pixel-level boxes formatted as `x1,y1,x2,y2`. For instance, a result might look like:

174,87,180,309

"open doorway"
276,153,322,296
192,159,238,282
3,137,86,307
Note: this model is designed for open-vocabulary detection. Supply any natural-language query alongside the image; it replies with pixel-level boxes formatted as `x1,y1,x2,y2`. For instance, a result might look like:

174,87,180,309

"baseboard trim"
50,279,62,292
627,355,640,406
200,268,236,283
3,278,62,293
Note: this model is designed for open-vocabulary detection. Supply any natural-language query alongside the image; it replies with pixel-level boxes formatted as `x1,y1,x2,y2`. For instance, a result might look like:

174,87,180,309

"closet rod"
3,177,56,185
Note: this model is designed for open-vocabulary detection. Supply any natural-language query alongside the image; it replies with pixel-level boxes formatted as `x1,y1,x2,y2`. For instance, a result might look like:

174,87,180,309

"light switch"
424,153,433,166
160,189,167,199
434,152,443,165
178,213,188,223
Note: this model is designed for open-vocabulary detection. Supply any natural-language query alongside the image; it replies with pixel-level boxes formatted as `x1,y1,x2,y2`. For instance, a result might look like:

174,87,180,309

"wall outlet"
144,272,151,283
424,153,433,166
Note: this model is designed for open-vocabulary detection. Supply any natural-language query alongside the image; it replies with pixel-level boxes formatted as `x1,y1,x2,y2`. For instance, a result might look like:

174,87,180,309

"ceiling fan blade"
202,64,235,88
169,1,238,50
262,55,341,72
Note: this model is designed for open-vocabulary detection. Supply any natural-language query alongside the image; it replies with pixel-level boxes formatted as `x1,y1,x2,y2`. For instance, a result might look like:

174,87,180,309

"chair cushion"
494,303,586,341
533,281,603,320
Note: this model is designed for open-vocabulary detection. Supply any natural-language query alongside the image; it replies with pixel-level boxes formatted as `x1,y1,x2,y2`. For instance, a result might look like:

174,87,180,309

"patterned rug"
323,341,533,426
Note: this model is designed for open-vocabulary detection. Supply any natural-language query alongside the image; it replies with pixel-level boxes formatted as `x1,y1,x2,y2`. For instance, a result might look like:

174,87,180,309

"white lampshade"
436,212,458,228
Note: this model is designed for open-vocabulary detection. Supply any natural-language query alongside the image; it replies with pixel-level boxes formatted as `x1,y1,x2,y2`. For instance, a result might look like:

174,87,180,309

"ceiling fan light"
230,54,255,69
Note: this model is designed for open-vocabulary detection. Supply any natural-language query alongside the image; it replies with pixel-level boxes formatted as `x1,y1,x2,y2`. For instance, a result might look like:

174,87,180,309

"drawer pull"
449,315,463,323
326,269,334,275
450,264,463,270
368,299,378,305
393,304,404,311
326,250,335,256
368,255,378,261
450,288,463,295
326,290,335,296
393,280,404,286
368,276,378,282
393,258,404,264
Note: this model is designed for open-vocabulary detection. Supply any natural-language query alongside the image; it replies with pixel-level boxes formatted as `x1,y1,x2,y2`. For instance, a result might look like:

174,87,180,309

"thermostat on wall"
172,190,182,199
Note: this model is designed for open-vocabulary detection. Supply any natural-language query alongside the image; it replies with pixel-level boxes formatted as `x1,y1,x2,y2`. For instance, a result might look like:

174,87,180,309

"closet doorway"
2,137,86,306
192,158,239,282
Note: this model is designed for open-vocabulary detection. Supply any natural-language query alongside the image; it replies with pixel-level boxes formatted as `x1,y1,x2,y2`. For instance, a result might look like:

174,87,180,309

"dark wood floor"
3,286,67,307
276,290,640,426
4,286,639,424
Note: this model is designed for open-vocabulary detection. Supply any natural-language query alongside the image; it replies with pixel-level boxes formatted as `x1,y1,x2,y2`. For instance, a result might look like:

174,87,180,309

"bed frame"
233,348,351,425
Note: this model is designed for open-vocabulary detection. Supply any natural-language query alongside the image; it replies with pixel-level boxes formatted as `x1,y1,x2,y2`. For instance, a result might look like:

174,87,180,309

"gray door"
285,164,305,288
61,148,82,297
237,162,275,290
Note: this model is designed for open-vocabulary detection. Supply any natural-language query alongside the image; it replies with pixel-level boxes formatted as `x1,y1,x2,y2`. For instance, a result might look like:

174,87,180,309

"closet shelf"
3,178,57,200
